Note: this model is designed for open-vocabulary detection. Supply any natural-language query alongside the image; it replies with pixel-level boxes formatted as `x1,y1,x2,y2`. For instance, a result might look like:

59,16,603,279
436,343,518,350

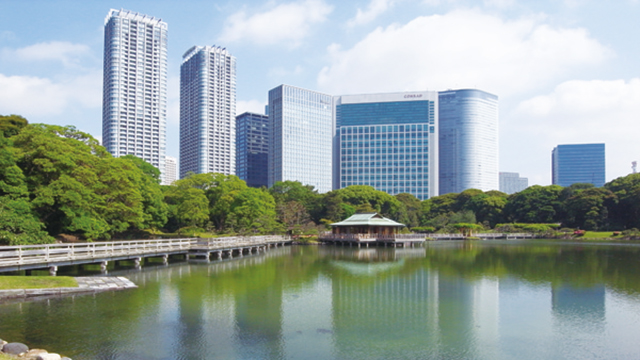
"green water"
2,241,640,359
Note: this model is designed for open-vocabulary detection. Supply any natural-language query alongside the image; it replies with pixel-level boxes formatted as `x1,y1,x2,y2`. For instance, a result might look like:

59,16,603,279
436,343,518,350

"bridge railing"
0,238,197,267
195,235,290,249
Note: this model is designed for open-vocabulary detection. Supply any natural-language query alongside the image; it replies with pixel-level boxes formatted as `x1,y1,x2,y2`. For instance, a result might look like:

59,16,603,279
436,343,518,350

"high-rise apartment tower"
439,89,499,194
499,172,528,194
334,92,439,200
268,85,333,193
102,9,168,182
180,45,236,179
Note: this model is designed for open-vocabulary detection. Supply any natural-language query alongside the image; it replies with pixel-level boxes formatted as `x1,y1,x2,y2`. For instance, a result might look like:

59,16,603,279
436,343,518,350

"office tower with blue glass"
102,9,168,182
439,89,499,194
334,92,439,200
499,172,528,194
552,143,605,187
179,45,236,178
236,112,269,188
268,85,333,193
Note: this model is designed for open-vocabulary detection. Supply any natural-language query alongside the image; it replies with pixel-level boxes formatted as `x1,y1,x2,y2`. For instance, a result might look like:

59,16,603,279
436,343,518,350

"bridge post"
238,249,243,257
134,257,142,268
100,261,108,273
162,254,169,264
228,250,233,259
49,266,57,276
215,251,222,260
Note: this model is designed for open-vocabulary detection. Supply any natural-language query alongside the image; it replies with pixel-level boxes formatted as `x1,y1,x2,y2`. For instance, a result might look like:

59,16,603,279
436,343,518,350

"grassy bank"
0,276,77,290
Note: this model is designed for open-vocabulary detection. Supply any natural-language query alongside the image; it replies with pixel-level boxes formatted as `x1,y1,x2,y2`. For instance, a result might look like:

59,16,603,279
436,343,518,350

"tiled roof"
331,213,405,227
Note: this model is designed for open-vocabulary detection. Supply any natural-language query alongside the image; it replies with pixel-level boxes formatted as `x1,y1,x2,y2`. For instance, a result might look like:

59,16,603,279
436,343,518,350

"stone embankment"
0,276,137,301
0,339,70,360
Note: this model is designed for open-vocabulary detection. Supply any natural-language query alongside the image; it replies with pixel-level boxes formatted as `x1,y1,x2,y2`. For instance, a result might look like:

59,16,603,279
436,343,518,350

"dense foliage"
2,115,640,245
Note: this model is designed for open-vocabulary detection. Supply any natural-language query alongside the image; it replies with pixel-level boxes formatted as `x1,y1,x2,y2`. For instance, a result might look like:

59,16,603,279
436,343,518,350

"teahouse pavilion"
319,213,424,247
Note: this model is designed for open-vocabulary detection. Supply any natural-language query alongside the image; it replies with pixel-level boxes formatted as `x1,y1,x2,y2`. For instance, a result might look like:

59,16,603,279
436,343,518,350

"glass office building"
179,45,236,178
499,172,528,194
236,112,269,188
102,9,168,183
552,143,605,187
439,89,499,194
334,92,439,200
268,85,333,193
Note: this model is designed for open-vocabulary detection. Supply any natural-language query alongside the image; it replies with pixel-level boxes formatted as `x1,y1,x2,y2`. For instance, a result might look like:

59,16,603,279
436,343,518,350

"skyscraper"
102,9,168,182
179,45,236,179
439,89,499,194
499,172,528,194
236,112,269,188
268,85,333,193
164,155,177,185
334,92,439,200
552,143,605,187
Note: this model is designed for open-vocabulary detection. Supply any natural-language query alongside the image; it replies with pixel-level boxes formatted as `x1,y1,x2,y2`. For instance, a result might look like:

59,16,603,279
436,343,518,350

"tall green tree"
563,187,615,230
604,174,640,229
0,114,28,137
395,192,421,228
227,187,279,234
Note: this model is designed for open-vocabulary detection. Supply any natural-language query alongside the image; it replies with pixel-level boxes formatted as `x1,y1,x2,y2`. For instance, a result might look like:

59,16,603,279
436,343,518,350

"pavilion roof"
330,213,405,227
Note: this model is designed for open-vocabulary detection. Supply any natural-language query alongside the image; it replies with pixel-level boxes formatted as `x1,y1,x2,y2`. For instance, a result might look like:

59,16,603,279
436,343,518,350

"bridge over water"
0,235,291,275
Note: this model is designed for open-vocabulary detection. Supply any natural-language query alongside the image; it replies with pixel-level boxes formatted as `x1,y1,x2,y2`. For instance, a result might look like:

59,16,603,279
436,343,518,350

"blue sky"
1,0,639,186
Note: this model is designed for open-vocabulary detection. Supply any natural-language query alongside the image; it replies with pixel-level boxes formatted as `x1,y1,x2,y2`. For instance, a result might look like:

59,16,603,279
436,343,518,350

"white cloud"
512,78,640,182
6,41,91,67
347,0,396,27
484,0,515,8
237,100,267,115
219,0,333,46
317,9,611,96
0,71,101,118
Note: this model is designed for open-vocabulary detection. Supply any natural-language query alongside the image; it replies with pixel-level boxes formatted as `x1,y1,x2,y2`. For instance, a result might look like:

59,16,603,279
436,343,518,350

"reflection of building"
236,112,269,188
552,143,605,187
102,9,168,182
268,85,333,192
180,45,236,178
552,284,605,321
334,92,439,200
439,89,499,194
499,172,528,194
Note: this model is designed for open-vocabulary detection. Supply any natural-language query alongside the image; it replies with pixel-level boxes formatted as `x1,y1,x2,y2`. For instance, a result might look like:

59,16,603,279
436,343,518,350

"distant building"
439,89,499,194
334,92,439,200
179,45,236,179
102,9,168,182
236,112,269,188
552,143,605,187
499,172,528,194
164,156,177,185
268,85,333,193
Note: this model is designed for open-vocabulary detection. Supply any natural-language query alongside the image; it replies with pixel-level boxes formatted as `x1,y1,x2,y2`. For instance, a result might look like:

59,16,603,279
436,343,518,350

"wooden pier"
0,236,291,275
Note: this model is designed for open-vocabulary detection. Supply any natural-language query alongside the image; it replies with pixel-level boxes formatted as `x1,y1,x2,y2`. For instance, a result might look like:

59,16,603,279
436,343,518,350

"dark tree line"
2,115,639,245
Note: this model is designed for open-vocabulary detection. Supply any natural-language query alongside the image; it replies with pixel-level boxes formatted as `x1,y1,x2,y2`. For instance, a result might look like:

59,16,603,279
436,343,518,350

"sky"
1,0,639,187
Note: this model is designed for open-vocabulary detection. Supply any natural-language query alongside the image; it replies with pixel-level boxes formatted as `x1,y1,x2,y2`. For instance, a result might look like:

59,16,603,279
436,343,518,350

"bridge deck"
0,236,291,273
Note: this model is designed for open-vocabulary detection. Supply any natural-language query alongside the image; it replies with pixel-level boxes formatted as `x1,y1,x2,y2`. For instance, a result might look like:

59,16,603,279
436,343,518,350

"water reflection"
1,241,640,360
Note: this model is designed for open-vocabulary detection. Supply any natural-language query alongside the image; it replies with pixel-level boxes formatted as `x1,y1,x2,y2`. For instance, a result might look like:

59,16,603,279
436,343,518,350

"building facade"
268,85,333,193
236,112,269,188
499,172,528,194
179,45,236,179
552,143,605,187
334,92,439,200
438,89,499,194
164,155,177,185
102,9,168,182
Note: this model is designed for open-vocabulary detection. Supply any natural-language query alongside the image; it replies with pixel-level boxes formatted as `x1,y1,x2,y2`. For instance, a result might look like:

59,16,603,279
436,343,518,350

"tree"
562,187,615,230
270,181,321,222
334,185,402,219
464,191,508,227
605,174,640,229
227,187,279,234
164,184,210,230
504,185,563,223
0,114,28,137
395,193,421,228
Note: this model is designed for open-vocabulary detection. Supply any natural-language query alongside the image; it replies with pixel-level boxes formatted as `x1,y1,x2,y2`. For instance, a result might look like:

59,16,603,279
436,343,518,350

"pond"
1,240,640,360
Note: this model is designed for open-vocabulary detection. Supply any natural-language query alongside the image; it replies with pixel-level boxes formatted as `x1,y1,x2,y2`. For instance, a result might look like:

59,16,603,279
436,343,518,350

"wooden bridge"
0,235,291,275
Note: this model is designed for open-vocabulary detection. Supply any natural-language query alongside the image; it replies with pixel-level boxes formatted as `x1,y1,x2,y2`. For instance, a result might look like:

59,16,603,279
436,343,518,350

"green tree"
464,191,508,227
395,192,421,228
504,185,563,223
563,187,615,230
227,187,279,234
270,181,321,222
164,184,210,230
605,174,640,229
0,114,28,137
